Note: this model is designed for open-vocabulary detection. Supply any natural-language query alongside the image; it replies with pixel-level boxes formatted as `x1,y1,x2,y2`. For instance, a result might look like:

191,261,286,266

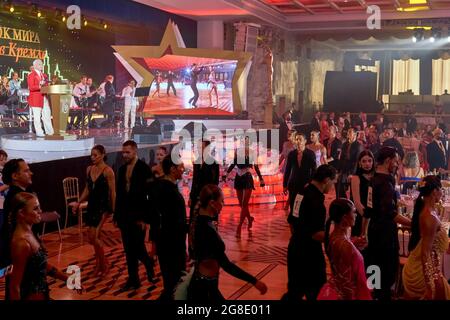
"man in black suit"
290,102,302,124
353,112,367,131
283,133,317,231
114,140,154,291
427,128,447,172
337,128,364,198
327,112,336,127
189,140,219,220
149,155,187,300
188,64,202,107
278,111,292,153
382,128,405,160
310,111,321,134
166,71,177,96
324,125,342,171
103,75,116,127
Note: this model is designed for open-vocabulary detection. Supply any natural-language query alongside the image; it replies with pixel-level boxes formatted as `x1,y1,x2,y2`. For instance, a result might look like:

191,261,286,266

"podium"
40,84,73,140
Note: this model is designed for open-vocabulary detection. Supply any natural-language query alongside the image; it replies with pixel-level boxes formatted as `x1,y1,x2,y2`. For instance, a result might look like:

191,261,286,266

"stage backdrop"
0,0,197,89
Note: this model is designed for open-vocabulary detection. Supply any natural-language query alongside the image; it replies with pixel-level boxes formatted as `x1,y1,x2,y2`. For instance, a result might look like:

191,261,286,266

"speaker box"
132,121,162,144
157,119,175,132
133,133,162,144
133,120,162,135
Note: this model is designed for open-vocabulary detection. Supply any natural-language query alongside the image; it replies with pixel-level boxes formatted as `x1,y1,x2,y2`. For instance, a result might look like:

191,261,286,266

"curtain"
392,59,420,95
309,59,335,106
432,59,450,95
273,60,298,104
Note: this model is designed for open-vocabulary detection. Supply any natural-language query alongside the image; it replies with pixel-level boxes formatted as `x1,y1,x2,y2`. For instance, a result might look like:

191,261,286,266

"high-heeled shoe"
235,228,242,239
248,216,255,230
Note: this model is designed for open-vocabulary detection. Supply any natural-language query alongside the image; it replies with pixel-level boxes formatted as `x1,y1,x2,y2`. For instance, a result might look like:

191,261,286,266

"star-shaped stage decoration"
112,20,253,114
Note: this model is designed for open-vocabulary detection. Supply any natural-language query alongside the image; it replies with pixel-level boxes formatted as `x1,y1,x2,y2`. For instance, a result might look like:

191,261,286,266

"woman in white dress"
308,130,327,167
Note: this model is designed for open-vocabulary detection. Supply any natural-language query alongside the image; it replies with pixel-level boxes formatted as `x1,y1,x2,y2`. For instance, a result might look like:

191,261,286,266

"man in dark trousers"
103,75,116,127
114,140,154,291
324,125,342,171
337,127,364,198
277,111,292,153
0,158,33,299
166,71,177,97
188,64,202,107
189,140,219,220
362,146,411,300
284,164,337,301
149,155,187,300
283,133,316,230
427,127,447,172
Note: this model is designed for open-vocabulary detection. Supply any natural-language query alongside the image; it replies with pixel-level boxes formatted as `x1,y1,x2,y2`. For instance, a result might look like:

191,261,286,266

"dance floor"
143,83,235,117
0,191,336,301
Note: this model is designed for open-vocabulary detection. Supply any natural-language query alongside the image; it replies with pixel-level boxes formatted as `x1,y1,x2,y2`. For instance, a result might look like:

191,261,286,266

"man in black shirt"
166,71,177,96
337,128,364,198
382,128,405,160
114,140,154,291
324,125,342,170
103,75,116,127
189,140,219,221
284,164,337,301
362,146,411,300
309,111,321,134
188,64,202,107
149,155,187,300
283,133,316,229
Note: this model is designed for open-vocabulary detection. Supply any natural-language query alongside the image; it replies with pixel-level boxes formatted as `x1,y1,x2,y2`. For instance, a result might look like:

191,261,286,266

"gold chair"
62,177,87,231
395,225,411,299
40,211,62,241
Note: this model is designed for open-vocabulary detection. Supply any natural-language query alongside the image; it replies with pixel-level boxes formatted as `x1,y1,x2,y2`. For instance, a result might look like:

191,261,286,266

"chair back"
398,225,411,257
63,177,80,203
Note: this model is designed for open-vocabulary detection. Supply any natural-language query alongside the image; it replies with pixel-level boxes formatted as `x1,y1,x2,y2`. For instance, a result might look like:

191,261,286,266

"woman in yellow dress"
403,175,450,300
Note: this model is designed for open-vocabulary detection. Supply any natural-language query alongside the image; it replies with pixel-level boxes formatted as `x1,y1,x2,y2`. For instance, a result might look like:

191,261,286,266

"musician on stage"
103,75,117,127
6,72,20,111
121,80,138,130
68,75,90,129
27,59,54,137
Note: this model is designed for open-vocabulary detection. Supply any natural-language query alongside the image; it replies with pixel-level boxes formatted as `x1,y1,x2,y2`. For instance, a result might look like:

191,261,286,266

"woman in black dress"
9,193,81,300
188,184,267,301
223,137,265,238
350,150,375,237
150,146,168,179
73,145,115,277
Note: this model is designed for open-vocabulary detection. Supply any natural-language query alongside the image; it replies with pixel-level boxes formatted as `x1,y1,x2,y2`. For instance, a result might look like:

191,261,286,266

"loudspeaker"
133,134,162,144
157,119,175,132
133,120,162,135
131,120,162,144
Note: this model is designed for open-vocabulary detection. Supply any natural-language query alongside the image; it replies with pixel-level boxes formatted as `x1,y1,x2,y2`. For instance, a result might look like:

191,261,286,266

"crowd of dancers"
2,104,450,300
